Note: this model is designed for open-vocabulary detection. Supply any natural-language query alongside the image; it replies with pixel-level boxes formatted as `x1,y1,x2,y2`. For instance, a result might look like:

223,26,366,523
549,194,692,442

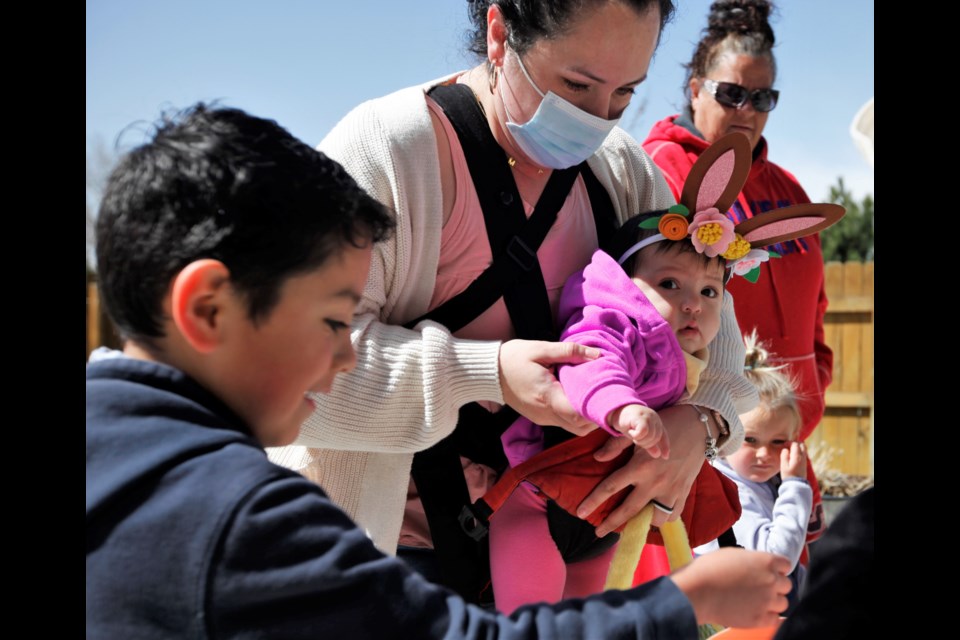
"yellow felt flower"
720,233,751,261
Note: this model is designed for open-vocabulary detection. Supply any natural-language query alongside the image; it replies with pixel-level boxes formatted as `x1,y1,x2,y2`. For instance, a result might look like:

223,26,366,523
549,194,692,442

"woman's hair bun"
707,0,774,41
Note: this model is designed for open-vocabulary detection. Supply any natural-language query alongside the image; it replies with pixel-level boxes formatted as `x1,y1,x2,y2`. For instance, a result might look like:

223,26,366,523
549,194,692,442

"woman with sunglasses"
641,0,831,574
269,0,766,612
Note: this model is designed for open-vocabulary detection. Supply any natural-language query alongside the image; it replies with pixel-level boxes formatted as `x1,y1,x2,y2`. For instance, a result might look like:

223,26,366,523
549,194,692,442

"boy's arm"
732,479,813,571
209,473,699,639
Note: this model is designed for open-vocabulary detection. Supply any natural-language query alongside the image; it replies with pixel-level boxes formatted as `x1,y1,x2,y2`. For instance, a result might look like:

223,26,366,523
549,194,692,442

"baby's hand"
609,404,670,459
780,441,806,479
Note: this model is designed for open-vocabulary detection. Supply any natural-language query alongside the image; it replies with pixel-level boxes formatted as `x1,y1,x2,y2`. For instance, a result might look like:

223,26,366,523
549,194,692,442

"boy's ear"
170,259,232,354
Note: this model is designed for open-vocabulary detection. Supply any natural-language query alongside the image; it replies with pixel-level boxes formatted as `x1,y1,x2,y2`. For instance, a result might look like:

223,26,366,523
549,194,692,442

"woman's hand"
498,339,600,436
671,548,792,628
576,404,708,535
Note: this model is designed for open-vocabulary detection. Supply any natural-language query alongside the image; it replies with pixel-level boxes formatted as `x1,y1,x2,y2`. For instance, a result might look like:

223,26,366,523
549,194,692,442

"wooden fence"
810,261,874,476
86,261,876,476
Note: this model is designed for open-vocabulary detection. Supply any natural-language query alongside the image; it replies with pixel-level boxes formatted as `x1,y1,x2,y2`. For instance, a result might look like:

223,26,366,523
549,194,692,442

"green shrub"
820,177,874,262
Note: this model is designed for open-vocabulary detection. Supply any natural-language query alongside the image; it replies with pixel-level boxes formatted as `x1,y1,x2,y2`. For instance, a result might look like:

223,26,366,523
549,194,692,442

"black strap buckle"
458,502,492,541
506,236,537,272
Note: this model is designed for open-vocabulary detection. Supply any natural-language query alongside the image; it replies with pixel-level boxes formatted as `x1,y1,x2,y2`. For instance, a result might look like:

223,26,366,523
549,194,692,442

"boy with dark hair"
86,102,791,639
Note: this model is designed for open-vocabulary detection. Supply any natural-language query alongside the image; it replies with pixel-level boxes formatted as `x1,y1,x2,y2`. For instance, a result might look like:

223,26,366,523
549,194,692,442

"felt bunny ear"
614,131,847,281
680,132,752,214
734,203,846,248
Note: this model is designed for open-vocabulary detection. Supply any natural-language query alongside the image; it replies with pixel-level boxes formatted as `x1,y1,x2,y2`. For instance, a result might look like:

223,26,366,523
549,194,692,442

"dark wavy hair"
96,102,394,349
465,0,676,62
683,0,778,111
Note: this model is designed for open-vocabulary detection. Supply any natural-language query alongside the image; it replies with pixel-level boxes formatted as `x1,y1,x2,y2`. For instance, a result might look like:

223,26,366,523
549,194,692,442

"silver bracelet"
691,405,719,461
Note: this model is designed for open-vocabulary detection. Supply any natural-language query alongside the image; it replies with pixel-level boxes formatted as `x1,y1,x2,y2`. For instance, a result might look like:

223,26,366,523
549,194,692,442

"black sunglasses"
702,79,779,113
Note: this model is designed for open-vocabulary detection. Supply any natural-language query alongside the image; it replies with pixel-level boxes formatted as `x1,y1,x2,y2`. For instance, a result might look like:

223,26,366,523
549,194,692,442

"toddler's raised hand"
609,404,670,459
780,441,806,479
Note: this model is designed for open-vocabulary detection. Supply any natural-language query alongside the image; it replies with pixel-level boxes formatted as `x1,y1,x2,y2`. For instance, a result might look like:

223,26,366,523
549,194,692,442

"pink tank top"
399,90,600,548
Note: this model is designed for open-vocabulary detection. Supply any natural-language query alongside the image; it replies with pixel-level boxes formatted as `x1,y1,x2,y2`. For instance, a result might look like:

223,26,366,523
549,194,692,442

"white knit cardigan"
268,73,757,554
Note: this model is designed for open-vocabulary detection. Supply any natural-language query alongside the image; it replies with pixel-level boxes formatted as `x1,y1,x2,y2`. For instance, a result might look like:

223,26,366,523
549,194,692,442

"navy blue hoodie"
86,354,698,639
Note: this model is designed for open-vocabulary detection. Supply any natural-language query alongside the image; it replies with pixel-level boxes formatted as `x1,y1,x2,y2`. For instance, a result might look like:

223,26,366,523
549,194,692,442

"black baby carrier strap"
406,81,616,604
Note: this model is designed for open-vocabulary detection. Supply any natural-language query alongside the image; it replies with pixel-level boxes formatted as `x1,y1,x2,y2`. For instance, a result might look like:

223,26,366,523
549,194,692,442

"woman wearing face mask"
641,0,832,572
269,0,758,607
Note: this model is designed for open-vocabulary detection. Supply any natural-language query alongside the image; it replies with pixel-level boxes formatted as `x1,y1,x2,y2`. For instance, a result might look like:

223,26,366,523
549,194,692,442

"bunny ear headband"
617,132,846,283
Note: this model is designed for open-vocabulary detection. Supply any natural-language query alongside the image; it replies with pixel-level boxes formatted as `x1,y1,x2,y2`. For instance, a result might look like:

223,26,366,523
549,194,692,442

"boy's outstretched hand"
671,548,792,628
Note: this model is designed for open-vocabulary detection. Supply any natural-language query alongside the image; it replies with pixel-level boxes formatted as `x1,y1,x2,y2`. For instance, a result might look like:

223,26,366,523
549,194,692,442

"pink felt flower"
731,249,771,275
687,208,736,258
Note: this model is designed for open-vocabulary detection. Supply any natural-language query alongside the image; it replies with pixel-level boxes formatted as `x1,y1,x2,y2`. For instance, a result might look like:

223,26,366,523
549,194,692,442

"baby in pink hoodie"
491,209,732,613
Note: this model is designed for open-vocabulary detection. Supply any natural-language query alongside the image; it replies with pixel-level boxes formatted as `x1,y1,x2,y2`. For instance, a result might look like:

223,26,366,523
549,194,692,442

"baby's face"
630,245,724,354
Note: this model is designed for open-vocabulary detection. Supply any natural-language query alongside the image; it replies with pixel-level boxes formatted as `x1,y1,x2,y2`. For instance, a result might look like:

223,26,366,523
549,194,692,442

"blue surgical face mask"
501,50,621,169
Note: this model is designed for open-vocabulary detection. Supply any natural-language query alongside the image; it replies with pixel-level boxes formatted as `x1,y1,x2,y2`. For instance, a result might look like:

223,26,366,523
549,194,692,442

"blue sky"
86,0,874,202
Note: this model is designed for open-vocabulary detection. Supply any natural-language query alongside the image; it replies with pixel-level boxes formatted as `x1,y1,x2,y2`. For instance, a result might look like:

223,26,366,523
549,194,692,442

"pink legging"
488,483,618,614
